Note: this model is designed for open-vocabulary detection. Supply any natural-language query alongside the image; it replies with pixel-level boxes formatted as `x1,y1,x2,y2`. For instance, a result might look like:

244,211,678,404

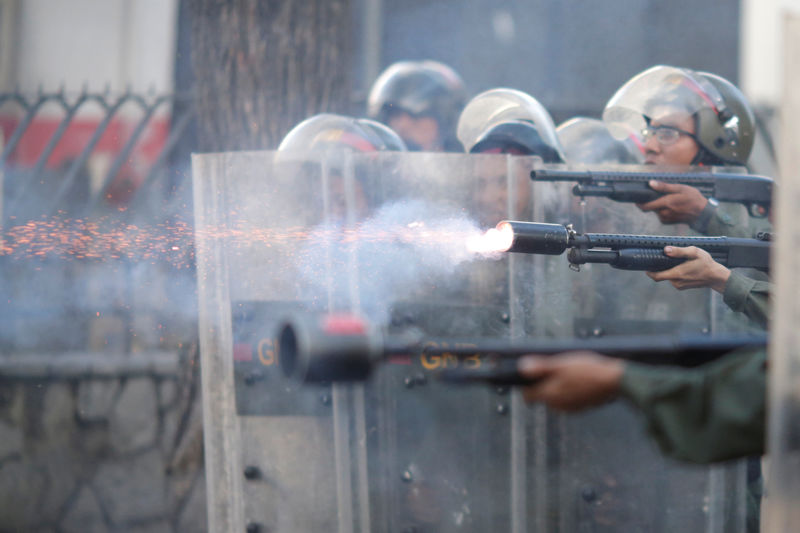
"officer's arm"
619,349,766,463
722,271,771,329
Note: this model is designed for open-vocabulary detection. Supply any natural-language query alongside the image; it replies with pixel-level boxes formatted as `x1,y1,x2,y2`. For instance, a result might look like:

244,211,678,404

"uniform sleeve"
722,271,771,329
618,349,766,464
698,207,754,238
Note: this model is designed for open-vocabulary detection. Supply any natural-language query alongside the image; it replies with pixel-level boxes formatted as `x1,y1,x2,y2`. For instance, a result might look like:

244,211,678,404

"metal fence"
0,89,197,357
1,89,195,220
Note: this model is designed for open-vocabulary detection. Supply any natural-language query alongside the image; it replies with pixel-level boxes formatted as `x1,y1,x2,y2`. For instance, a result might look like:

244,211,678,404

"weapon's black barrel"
531,169,596,182
568,248,687,271
278,314,768,384
532,169,774,208
573,183,663,203
410,333,766,361
499,220,569,255
580,233,770,270
498,222,770,270
435,333,766,384
580,233,735,248
531,168,717,183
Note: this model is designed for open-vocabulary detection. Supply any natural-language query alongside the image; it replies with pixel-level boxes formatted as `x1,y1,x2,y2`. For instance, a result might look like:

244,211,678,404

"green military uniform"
698,206,753,238
618,271,769,465
619,347,766,464
693,202,771,329
723,270,770,329
620,348,767,533
692,201,770,239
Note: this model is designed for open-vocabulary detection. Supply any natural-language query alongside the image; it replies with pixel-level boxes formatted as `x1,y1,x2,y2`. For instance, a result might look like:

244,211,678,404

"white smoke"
295,199,502,323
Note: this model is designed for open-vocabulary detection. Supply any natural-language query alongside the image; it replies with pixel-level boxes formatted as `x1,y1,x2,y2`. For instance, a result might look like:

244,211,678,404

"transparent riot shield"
193,151,759,532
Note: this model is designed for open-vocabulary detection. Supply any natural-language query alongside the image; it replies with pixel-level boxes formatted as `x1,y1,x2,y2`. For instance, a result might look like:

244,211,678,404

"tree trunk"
187,0,353,152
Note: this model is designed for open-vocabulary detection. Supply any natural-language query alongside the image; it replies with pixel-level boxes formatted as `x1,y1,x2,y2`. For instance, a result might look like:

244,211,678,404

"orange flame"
465,222,514,254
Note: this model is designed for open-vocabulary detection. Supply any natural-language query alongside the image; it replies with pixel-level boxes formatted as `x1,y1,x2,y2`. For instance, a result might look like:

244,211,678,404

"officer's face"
328,173,369,222
643,112,699,166
472,157,531,226
388,111,441,152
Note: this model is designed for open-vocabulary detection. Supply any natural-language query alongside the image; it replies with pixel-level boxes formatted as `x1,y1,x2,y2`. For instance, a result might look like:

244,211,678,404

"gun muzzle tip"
277,314,376,383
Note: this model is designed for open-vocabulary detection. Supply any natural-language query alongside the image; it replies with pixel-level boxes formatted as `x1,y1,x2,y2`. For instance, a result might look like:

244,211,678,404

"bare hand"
517,352,624,411
646,246,731,292
636,180,708,224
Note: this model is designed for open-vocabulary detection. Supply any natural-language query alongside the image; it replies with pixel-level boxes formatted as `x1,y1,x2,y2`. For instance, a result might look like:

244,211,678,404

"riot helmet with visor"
367,60,466,151
602,65,755,166
556,117,644,165
278,113,407,154
457,88,565,162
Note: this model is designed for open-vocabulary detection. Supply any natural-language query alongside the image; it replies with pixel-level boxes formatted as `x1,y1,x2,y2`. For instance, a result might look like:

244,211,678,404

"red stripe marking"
233,343,253,361
323,314,367,335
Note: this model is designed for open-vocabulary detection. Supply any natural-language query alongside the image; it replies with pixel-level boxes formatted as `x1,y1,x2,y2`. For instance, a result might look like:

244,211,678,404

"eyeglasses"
641,124,697,146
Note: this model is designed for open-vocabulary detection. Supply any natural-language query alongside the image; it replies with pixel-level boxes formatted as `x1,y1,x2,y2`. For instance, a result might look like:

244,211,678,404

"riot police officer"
515,68,771,469
603,66,770,333
278,113,407,222
603,65,757,233
455,87,571,228
456,87,565,161
367,60,467,152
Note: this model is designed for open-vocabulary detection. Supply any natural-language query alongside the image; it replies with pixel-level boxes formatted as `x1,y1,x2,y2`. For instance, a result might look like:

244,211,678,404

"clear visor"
602,65,728,142
278,114,385,154
356,119,408,152
556,117,644,165
457,88,564,156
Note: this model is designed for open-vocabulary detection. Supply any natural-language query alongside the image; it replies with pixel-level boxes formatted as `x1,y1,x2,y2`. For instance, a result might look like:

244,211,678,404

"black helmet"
367,61,466,142
556,117,644,164
469,120,562,162
603,65,755,165
278,113,407,154
457,88,565,162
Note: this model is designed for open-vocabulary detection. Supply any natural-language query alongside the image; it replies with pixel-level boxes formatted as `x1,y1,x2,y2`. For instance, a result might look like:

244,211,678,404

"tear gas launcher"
277,314,767,386
530,168,773,218
491,220,770,272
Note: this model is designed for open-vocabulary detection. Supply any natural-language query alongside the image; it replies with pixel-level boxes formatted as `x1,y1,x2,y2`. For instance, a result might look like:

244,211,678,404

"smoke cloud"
295,199,502,324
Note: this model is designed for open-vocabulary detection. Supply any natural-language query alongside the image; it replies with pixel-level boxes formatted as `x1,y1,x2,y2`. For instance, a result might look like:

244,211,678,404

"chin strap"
691,145,726,167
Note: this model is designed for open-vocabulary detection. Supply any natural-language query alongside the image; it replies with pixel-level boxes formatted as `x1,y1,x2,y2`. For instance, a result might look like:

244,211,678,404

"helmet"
694,71,756,164
469,120,563,162
602,65,755,165
367,60,466,145
278,113,407,153
277,114,405,223
457,88,565,162
556,117,644,164
356,118,409,152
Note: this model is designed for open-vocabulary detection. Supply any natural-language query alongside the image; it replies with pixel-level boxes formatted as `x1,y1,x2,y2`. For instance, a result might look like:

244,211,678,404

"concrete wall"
0,352,206,532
